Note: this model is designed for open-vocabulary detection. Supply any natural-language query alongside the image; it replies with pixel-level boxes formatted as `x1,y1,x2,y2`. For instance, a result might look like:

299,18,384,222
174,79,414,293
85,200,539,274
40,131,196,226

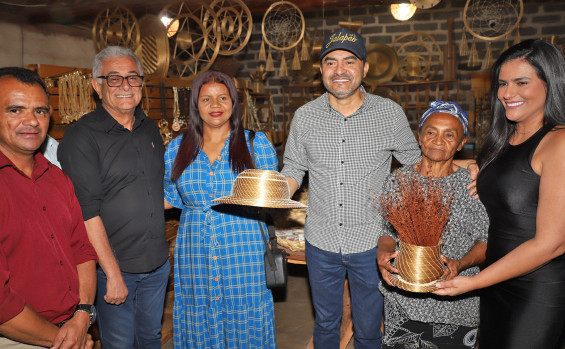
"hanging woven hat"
212,169,306,209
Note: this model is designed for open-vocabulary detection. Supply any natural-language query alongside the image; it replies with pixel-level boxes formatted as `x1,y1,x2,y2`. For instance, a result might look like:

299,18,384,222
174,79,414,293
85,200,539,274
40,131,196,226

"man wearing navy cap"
282,28,420,348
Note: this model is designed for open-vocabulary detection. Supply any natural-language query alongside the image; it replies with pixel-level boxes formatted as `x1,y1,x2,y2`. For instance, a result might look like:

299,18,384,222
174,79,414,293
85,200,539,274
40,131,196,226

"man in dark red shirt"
0,67,98,348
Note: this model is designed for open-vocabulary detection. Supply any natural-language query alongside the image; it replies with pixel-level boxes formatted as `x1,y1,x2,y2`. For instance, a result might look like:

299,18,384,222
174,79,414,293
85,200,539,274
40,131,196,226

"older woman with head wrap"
377,100,489,349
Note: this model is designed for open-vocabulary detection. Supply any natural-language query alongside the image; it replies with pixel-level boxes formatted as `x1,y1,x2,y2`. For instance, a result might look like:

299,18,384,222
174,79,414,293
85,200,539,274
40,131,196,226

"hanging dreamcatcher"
92,5,140,53
204,0,253,55
392,32,442,82
461,0,523,69
158,0,221,80
260,1,306,78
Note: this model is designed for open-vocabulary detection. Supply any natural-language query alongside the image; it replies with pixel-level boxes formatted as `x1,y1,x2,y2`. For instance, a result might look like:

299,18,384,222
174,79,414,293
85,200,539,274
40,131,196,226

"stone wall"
234,0,565,132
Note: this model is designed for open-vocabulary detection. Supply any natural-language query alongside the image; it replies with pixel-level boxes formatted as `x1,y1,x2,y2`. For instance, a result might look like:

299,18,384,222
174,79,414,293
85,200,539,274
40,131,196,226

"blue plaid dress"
164,131,278,349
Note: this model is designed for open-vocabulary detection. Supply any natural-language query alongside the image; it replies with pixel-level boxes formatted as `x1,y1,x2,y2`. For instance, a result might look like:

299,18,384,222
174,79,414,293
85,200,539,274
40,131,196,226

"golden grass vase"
395,240,444,285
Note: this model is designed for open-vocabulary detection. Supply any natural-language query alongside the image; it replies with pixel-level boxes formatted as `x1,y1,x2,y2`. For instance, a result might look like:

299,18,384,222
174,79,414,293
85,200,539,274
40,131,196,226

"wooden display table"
280,247,354,349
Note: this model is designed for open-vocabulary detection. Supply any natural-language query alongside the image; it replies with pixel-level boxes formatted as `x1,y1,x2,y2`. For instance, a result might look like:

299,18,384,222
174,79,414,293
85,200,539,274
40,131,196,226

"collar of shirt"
0,150,50,181
323,85,368,119
95,102,148,133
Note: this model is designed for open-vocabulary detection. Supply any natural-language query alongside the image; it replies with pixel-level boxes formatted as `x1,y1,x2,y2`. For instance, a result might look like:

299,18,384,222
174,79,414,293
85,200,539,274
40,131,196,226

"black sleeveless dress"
476,125,565,349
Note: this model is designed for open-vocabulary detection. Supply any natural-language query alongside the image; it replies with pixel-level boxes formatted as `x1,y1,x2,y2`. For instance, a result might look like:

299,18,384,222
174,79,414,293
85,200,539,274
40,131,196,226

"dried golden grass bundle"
379,171,452,246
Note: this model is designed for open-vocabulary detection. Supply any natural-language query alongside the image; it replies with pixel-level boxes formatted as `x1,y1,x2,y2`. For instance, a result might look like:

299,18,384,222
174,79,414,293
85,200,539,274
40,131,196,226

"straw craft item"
378,170,453,292
277,236,305,252
212,169,306,209
389,240,444,292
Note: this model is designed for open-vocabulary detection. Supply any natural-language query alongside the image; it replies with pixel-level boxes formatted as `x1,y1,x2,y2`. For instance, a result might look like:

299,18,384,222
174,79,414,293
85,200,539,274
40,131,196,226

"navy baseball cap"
320,28,367,61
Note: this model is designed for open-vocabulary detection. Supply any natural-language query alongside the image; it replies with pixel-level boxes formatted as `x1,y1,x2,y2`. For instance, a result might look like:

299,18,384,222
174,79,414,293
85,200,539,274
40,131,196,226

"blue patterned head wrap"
419,100,469,136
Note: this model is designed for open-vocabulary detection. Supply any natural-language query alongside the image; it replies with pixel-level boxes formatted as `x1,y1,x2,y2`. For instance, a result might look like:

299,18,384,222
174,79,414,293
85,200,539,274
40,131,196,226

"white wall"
0,21,95,69
0,22,24,67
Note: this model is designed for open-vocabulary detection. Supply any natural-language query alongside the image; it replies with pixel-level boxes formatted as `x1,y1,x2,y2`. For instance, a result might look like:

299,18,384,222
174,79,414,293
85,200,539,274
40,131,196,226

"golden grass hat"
212,169,307,209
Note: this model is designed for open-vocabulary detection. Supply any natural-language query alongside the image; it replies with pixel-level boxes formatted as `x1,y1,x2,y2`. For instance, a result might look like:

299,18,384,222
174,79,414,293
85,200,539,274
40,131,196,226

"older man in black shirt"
58,46,169,349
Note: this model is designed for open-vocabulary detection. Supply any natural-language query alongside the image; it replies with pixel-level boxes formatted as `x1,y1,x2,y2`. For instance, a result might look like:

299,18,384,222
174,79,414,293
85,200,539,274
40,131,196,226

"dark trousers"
96,261,170,349
306,241,383,349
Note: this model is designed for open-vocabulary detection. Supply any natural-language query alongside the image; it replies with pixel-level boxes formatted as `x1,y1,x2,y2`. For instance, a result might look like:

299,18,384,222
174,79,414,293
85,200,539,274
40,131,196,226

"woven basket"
389,240,444,293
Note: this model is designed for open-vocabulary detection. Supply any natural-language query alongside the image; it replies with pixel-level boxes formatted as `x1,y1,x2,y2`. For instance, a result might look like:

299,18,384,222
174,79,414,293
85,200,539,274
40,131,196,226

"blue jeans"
96,261,170,349
306,241,383,349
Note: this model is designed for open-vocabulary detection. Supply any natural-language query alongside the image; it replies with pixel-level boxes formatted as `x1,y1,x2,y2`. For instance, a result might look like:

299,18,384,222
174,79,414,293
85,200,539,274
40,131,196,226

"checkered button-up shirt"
281,87,420,254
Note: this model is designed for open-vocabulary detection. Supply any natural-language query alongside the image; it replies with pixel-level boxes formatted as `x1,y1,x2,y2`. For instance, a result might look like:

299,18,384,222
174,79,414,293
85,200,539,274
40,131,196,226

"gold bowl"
389,240,445,293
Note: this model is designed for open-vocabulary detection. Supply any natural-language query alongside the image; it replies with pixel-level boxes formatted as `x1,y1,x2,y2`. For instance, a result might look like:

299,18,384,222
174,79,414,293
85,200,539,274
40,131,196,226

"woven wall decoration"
261,1,305,77
135,14,170,77
92,5,140,52
461,0,523,68
392,31,442,82
158,0,221,80
205,0,252,55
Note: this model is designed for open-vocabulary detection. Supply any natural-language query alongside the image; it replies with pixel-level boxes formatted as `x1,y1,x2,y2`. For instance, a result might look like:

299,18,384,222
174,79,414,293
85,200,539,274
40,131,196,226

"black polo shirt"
58,103,169,273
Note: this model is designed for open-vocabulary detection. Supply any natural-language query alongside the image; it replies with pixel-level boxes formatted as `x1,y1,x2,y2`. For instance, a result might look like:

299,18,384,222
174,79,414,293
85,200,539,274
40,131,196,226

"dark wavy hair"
170,70,254,182
477,39,565,170
0,67,49,97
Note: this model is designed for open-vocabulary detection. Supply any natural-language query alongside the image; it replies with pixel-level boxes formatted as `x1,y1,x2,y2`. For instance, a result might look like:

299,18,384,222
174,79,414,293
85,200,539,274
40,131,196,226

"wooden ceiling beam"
0,0,390,25
245,0,388,13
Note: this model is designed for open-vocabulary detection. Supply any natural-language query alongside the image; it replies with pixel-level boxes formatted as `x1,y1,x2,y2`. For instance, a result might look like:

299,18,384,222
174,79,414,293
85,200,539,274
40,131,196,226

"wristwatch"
74,304,96,326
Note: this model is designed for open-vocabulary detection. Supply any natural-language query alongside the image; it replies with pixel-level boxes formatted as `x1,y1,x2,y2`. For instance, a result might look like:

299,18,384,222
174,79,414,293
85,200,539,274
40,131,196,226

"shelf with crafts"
239,89,276,145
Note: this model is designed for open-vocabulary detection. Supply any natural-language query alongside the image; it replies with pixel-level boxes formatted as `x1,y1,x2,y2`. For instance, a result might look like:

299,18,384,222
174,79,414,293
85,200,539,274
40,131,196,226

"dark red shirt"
0,151,97,325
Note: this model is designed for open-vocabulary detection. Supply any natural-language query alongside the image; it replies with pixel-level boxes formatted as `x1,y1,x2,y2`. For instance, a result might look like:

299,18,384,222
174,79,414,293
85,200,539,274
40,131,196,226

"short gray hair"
93,46,144,84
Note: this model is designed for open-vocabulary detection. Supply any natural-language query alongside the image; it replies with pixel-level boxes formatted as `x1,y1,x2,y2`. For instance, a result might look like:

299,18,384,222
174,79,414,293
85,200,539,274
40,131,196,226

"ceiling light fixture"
390,3,417,21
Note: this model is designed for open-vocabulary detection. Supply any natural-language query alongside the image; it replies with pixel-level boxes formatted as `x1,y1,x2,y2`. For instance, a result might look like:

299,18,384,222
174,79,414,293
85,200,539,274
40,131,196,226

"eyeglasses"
97,74,144,87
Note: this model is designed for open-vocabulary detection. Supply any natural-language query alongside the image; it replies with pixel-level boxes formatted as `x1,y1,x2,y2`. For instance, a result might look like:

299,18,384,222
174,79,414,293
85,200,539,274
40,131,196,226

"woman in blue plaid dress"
164,71,278,348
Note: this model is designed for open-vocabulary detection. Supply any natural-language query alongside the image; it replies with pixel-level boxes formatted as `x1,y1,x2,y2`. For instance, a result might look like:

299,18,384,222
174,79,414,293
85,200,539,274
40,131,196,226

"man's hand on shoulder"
51,312,93,349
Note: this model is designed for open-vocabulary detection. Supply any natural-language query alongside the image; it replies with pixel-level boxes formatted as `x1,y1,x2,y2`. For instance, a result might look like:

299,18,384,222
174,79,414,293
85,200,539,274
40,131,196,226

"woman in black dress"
435,39,565,348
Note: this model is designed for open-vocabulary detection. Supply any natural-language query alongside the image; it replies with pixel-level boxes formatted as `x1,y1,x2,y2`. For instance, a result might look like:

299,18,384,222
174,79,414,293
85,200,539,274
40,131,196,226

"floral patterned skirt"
382,300,477,349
